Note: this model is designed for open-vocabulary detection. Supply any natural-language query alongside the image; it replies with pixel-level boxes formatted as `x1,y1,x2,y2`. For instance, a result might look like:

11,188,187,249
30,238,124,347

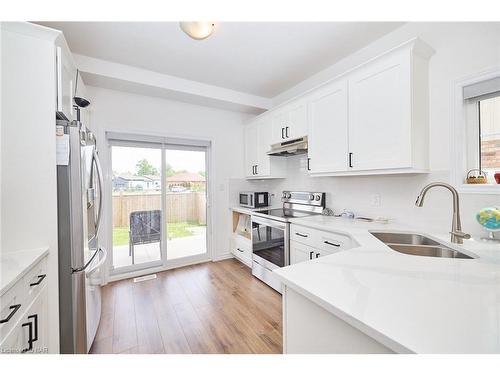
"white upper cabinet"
244,38,433,178
55,45,76,121
307,79,349,174
245,118,286,179
308,38,433,176
347,47,412,171
271,101,308,144
244,123,259,177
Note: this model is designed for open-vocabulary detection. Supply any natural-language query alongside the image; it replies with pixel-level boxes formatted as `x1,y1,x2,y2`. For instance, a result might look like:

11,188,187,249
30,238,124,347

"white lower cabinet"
283,286,394,353
6,287,49,354
290,224,356,265
290,241,317,264
0,256,49,354
231,234,252,267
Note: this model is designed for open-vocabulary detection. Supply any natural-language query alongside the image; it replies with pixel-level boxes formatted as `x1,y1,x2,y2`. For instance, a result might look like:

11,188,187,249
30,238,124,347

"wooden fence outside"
112,191,207,228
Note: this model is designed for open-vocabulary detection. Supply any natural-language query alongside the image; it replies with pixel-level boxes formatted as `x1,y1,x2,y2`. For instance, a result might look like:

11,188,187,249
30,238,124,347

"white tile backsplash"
230,154,499,237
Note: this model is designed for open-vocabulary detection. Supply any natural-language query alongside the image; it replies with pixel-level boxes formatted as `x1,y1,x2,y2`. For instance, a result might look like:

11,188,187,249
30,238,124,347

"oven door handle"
251,215,287,229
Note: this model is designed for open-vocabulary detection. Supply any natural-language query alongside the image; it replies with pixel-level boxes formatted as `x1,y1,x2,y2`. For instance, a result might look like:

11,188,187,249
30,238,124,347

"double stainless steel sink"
369,232,475,259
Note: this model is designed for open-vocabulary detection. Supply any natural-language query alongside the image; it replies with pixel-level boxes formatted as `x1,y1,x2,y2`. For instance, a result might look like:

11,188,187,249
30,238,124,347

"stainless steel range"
251,191,326,292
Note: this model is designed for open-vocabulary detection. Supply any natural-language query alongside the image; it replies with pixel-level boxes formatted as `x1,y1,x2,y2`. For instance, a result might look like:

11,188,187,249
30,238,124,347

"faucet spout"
415,182,470,244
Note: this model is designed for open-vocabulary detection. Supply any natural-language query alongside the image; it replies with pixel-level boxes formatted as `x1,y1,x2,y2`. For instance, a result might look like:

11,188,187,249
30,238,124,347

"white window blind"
463,76,500,100
106,131,210,150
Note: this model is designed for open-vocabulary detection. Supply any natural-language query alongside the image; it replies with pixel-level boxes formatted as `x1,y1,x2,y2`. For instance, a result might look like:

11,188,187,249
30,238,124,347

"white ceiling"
38,22,403,98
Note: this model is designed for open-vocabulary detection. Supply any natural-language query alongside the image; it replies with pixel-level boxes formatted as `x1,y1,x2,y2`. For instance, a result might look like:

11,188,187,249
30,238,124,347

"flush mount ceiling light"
179,21,215,40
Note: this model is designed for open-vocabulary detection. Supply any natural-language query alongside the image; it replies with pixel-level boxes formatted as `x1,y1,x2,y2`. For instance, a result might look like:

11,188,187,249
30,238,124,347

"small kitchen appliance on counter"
251,191,325,292
239,191,269,208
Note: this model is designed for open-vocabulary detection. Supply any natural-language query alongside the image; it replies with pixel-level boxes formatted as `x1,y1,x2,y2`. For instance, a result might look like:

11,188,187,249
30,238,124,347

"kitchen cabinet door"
1,286,48,354
244,124,258,178
271,103,308,144
348,49,412,171
25,286,48,353
271,111,288,144
290,241,316,265
288,103,308,140
307,80,349,174
255,120,271,177
56,46,76,121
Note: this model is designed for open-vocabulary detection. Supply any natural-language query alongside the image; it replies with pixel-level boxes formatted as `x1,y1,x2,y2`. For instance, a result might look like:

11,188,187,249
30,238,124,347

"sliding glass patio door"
108,134,210,275
111,145,164,272
164,147,207,261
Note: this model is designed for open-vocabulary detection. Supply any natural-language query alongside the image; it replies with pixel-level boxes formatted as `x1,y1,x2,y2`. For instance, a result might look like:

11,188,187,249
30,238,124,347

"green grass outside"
112,221,204,246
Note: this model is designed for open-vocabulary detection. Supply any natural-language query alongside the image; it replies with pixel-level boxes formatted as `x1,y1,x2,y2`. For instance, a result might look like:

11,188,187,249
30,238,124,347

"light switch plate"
370,194,381,207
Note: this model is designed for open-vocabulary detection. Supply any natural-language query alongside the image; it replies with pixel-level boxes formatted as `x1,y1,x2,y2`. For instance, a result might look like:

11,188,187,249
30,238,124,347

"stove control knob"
309,194,315,200
282,192,287,198
286,193,291,199
315,194,321,201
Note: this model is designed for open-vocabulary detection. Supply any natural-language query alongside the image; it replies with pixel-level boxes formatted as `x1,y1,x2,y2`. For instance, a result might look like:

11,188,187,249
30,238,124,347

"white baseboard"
212,252,234,262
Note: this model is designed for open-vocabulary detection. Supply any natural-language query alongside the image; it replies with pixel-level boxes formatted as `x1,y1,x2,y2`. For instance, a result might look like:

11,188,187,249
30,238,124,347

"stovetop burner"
252,191,326,222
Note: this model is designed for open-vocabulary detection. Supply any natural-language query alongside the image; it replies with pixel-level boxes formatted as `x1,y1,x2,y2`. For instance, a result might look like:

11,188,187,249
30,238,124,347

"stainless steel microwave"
239,192,269,208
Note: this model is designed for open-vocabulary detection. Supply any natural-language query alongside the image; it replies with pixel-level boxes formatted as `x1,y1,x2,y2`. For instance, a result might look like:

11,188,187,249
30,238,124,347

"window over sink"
478,95,500,180
453,70,500,192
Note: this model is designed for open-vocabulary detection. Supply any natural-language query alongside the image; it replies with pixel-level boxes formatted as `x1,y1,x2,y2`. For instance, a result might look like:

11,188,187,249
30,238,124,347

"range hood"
267,136,308,157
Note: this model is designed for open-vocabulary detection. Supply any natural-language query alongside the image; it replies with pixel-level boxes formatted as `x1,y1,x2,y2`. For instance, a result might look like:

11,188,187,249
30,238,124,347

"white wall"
237,22,500,238
86,86,250,271
0,23,60,353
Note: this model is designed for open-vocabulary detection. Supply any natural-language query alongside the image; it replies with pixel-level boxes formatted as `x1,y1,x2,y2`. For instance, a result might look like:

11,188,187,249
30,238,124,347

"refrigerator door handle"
72,247,101,273
92,149,104,238
86,247,107,277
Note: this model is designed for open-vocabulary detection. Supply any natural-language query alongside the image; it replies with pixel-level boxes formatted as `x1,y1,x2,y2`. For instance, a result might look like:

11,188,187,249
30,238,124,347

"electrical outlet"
370,194,381,207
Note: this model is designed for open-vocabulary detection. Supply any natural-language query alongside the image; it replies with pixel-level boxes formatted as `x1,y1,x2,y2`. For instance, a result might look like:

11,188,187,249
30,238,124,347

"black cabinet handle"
316,253,320,258
30,274,46,287
281,127,285,139
309,251,314,260
348,152,353,168
0,304,21,324
29,314,38,342
237,248,244,253
21,321,33,353
285,126,289,138
324,240,341,247
295,232,308,238
255,165,258,175
307,158,311,171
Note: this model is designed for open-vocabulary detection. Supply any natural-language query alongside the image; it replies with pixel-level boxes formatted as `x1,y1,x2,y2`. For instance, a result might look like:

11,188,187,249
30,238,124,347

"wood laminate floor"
90,259,283,354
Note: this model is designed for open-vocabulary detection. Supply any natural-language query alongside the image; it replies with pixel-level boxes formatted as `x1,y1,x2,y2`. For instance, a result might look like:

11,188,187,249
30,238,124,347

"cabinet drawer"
232,235,252,260
291,224,357,253
290,225,317,246
0,282,26,341
318,232,352,253
23,257,48,300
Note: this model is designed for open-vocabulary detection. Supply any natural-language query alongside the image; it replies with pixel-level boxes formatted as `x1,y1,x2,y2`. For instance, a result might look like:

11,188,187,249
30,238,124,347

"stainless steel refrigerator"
56,113,106,354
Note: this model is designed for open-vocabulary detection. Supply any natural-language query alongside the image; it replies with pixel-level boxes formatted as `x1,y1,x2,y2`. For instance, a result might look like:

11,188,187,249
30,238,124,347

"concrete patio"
112,226,207,268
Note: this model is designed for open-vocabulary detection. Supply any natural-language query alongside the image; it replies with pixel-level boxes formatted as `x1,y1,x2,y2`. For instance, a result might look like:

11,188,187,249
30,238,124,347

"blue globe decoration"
476,207,500,232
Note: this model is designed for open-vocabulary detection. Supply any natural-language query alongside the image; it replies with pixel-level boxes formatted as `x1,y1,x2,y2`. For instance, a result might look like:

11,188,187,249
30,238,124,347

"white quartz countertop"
1,248,49,296
273,215,500,353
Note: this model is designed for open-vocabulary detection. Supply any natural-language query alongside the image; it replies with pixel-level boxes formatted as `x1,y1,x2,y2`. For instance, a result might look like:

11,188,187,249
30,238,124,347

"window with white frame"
463,76,500,186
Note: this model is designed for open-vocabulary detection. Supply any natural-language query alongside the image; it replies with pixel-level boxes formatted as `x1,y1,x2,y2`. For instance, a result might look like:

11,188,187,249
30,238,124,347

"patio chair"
129,210,161,265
